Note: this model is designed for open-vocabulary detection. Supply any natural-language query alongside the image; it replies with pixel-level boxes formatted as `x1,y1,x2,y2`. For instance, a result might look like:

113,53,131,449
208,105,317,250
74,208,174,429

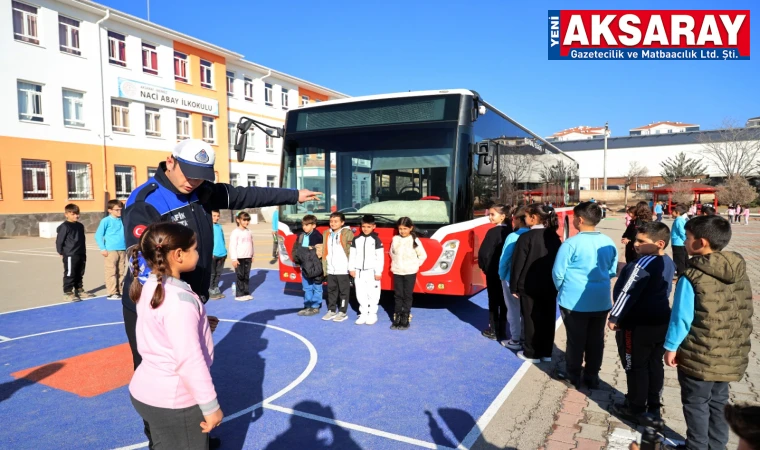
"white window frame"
22,159,51,200
202,116,215,144
226,71,234,96
246,130,255,151
114,165,135,200
264,83,273,106
62,89,85,127
301,95,309,106
12,1,39,45
59,15,81,55
266,175,276,188
111,99,129,133
108,31,127,67
145,107,161,137
18,81,43,122
244,77,253,101
281,88,289,110
174,51,189,82
228,122,237,149
142,42,158,75
176,112,190,140
247,174,258,187
230,173,239,187
66,162,92,200
266,128,275,152
200,60,213,89
147,166,158,179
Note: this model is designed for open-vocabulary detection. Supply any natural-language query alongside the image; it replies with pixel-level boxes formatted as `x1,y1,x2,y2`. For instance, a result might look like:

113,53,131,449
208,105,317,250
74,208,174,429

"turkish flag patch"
133,224,147,239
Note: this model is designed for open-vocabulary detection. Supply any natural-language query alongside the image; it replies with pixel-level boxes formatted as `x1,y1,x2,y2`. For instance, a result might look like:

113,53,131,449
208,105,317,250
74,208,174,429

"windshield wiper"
341,213,397,224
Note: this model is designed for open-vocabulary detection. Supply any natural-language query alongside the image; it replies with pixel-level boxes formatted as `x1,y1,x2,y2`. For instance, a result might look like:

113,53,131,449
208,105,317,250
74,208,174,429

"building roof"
649,183,717,194
549,126,606,137
553,128,760,152
630,121,698,130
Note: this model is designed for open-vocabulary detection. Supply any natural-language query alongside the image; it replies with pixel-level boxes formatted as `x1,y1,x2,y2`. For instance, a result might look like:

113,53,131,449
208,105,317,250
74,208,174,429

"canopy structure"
523,186,576,207
648,183,718,213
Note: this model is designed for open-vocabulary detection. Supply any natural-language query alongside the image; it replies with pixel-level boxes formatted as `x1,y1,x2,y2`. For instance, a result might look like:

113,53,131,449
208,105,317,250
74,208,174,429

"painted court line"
1,251,60,258
0,322,125,342
0,259,20,263
0,335,10,341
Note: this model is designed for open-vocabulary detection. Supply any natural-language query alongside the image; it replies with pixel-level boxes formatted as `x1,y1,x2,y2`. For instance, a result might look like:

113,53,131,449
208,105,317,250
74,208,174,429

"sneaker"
245,295,254,300
365,314,378,325
76,289,95,299
303,308,320,316
555,370,581,389
481,329,497,340
297,308,309,316
355,315,367,325
107,294,122,300
516,351,540,364
235,296,251,302
584,375,601,390
611,402,647,425
332,312,348,322
322,311,338,321
501,339,522,350
64,292,80,302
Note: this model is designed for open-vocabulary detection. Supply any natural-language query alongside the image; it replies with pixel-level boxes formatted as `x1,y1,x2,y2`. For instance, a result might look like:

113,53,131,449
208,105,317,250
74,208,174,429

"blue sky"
100,0,759,137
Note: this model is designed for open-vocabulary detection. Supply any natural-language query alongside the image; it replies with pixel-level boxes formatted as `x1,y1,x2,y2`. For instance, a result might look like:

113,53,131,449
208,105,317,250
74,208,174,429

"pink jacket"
229,228,254,260
129,275,218,415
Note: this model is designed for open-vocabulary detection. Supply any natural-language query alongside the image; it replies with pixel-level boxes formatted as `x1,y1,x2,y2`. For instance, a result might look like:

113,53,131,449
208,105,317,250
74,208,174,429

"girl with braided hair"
127,222,223,449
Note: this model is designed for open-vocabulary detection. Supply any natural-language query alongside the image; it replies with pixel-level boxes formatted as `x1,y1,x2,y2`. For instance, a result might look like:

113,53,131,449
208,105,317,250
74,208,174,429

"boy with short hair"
671,204,689,277
553,201,618,388
95,199,126,300
724,403,760,450
609,221,676,423
209,210,226,299
292,214,324,316
349,215,384,325
321,212,354,322
56,203,92,302
664,215,753,450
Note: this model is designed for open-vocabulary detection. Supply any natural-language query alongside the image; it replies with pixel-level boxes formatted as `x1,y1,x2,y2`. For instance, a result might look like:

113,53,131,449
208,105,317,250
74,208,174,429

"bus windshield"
281,124,457,225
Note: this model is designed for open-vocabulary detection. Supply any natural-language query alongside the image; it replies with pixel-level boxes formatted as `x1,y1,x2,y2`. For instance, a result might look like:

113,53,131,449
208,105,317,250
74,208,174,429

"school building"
1,0,347,236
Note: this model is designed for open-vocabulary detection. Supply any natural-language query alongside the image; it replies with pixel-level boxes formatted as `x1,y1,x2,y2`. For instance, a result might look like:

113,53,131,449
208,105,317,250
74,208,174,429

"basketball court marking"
0,259,20,264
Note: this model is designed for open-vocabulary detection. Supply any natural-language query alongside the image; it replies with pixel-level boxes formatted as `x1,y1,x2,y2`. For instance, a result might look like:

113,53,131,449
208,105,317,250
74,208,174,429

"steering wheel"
399,186,420,194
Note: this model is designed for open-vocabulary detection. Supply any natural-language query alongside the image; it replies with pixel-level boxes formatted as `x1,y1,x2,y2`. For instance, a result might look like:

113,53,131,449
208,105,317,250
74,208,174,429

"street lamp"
603,121,609,191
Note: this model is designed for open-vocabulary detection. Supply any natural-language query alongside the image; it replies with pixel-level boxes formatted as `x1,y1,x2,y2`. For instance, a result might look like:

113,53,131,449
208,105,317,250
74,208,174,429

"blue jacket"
552,231,618,312
654,204,663,214
212,223,227,257
498,227,529,281
94,215,126,251
672,214,687,246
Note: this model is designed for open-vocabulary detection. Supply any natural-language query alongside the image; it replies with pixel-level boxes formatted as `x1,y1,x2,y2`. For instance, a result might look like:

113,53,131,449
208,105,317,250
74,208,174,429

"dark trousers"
131,395,207,450
62,254,86,293
393,274,416,314
624,242,637,264
327,274,350,313
210,256,225,291
672,246,688,277
678,371,730,450
560,307,608,378
235,258,252,295
521,293,556,359
124,306,155,448
656,213,663,222
615,324,668,412
486,274,508,340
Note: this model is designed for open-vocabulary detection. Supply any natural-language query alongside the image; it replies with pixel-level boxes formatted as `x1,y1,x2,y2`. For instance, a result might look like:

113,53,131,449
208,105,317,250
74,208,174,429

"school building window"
228,122,236,149
147,167,157,179
145,107,161,137
58,15,81,55
200,60,213,89
247,174,258,187
264,83,273,106
66,162,92,200
230,173,239,187
301,95,309,106
174,51,188,82
108,31,127,67
21,159,51,200
281,88,289,110
12,1,39,45
226,71,234,96
244,77,253,101
267,175,276,187
266,128,275,151
202,116,215,144
62,89,84,127
111,99,129,133
18,81,43,122
176,112,190,139
247,130,255,151
114,165,135,200
142,42,158,75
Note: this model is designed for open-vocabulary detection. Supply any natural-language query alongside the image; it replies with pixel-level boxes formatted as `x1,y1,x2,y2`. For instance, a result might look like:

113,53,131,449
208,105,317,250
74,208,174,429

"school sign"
117,78,219,116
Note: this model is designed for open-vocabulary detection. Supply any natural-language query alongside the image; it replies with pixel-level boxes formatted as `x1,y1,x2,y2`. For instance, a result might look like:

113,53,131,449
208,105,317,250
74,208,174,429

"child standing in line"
510,204,562,363
671,204,689,278
743,205,751,225
321,212,354,322
56,203,93,302
664,215,753,450
229,211,254,301
608,221,675,423
478,204,513,341
552,202,618,389
622,202,652,263
292,214,323,316
209,210,226,300
728,204,736,223
95,199,127,300
127,222,223,448
349,215,385,325
389,217,427,330
498,206,530,351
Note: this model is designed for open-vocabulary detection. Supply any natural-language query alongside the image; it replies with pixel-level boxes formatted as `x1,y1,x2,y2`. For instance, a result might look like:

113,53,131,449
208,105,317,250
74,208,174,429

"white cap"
172,139,216,181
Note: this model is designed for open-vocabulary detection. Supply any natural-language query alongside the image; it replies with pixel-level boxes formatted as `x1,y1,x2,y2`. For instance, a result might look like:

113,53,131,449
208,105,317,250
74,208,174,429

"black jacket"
56,221,86,256
478,224,512,277
510,227,562,298
121,162,299,311
292,231,324,280
610,254,675,328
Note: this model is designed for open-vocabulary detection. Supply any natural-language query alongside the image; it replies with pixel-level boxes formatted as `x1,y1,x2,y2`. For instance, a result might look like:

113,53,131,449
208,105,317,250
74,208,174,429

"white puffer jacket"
390,235,427,275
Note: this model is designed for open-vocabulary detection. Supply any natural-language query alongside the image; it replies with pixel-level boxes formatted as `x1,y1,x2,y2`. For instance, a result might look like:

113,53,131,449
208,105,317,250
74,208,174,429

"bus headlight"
421,240,459,276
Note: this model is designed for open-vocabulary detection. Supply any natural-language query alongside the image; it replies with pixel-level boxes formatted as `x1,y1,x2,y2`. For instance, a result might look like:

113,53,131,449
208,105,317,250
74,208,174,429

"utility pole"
147,0,150,21
603,121,609,191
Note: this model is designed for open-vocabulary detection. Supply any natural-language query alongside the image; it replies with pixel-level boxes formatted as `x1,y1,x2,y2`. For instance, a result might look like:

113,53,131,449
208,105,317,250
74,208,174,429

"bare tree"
671,181,695,205
498,154,536,205
718,176,757,206
699,119,760,179
622,161,649,206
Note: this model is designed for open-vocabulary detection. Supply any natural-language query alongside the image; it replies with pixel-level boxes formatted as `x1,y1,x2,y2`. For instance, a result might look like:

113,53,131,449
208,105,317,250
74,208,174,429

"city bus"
236,89,580,296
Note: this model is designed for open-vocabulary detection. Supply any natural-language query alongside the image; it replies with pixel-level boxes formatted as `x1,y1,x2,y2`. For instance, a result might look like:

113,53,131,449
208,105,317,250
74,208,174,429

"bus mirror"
234,129,247,162
476,141,490,155
477,153,494,176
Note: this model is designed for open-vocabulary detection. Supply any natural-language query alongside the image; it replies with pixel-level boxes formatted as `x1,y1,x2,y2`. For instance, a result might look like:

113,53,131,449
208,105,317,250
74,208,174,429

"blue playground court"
0,269,537,450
